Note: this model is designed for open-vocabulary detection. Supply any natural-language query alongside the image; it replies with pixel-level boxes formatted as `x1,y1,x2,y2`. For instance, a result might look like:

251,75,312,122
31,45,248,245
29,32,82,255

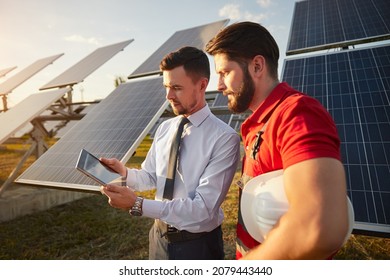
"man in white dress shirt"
100,46,240,260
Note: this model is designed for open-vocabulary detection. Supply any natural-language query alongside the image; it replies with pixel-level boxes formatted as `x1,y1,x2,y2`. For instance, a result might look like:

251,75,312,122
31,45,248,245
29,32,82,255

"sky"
0,0,296,110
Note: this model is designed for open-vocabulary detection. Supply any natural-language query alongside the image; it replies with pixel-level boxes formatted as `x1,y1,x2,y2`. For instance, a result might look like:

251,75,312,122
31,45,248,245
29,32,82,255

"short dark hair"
205,21,279,79
160,46,210,82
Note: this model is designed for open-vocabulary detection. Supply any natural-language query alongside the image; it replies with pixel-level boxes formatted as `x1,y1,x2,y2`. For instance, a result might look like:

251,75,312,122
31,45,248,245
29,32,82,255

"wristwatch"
129,196,144,216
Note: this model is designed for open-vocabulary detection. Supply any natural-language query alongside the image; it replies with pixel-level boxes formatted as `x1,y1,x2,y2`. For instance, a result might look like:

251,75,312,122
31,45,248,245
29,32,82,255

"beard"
170,89,198,116
224,68,255,113
170,102,186,116
170,103,182,115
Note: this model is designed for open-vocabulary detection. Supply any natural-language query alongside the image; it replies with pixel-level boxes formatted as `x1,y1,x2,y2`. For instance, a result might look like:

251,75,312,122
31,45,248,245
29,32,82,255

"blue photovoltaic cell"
307,0,326,48
287,0,390,55
16,77,168,192
281,44,390,236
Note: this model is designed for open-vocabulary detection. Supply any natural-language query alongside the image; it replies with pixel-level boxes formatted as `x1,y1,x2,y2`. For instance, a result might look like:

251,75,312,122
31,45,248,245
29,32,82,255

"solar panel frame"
16,77,169,192
281,44,390,236
13,103,99,139
0,88,70,145
286,0,390,55
40,40,133,90
0,54,63,95
128,19,229,79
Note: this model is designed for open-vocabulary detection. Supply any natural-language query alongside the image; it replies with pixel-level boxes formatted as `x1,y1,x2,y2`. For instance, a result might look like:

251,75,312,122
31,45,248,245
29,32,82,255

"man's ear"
199,77,209,92
252,55,266,77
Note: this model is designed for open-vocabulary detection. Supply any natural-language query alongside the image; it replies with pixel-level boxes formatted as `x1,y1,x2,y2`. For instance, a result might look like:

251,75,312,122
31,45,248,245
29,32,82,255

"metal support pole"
2,94,8,112
0,142,37,197
0,119,49,197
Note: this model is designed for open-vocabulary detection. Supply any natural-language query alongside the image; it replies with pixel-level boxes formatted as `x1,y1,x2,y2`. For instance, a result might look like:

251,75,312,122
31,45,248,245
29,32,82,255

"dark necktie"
163,116,190,200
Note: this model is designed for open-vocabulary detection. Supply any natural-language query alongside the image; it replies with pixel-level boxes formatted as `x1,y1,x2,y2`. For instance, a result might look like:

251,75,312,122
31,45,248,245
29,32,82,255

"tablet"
75,149,124,186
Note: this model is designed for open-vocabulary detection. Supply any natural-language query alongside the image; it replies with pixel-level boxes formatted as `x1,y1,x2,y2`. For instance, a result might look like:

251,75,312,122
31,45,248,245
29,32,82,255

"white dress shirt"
126,104,240,233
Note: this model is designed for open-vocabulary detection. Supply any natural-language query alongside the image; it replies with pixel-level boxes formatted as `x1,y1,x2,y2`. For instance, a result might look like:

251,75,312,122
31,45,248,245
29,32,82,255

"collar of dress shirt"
186,104,210,128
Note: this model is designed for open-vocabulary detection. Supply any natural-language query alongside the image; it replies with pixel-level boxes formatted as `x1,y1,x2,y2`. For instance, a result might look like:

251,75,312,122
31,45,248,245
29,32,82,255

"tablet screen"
76,149,123,185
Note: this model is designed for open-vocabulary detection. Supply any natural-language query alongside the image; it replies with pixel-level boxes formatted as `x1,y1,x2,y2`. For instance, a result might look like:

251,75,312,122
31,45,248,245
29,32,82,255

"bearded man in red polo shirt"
206,22,350,259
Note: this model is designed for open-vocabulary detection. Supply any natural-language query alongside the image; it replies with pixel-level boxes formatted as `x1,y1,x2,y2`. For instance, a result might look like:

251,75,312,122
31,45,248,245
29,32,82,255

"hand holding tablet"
75,149,125,186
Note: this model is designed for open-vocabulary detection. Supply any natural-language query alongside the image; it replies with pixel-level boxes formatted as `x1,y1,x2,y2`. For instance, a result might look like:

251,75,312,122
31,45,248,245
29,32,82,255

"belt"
163,224,220,243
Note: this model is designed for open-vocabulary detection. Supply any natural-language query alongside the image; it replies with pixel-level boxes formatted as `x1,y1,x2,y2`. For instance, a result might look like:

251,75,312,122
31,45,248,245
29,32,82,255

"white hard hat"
241,169,354,244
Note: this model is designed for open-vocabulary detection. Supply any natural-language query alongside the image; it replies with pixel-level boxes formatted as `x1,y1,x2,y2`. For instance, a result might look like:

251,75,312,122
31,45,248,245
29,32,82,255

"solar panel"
13,103,98,139
128,19,229,79
0,88,69,145
46,103,98,138
0,66,17,78
40,40,133,90
0,54,63,95
281,44,390,236
16,77,168,192
213,92,228,107
211,93,250,131
287,0,390,55
212,93,233,125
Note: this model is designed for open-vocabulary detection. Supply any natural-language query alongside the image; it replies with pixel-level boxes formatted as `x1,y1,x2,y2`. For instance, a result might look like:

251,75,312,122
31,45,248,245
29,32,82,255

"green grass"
0,195,153,259
0,137,389,260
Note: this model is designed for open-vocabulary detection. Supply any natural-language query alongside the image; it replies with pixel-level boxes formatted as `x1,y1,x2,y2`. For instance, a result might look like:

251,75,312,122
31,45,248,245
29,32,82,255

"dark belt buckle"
167,225,179,234
166,225,182,243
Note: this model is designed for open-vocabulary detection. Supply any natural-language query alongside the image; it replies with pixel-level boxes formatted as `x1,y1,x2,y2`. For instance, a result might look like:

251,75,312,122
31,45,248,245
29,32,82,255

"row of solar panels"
0,40,134,114
0,19,231,145
1,19,231,192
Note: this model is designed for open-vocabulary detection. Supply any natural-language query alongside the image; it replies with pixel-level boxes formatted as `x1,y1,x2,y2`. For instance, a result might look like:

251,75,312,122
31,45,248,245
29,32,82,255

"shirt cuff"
126,168,138,188
142,199,163,219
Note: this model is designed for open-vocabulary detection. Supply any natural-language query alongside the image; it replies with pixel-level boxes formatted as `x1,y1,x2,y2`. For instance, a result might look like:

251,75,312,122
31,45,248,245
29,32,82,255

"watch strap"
129,196,144,216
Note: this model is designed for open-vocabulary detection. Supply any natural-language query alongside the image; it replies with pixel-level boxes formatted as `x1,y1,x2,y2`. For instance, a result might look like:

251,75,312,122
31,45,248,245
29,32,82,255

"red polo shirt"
236,82,341,259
